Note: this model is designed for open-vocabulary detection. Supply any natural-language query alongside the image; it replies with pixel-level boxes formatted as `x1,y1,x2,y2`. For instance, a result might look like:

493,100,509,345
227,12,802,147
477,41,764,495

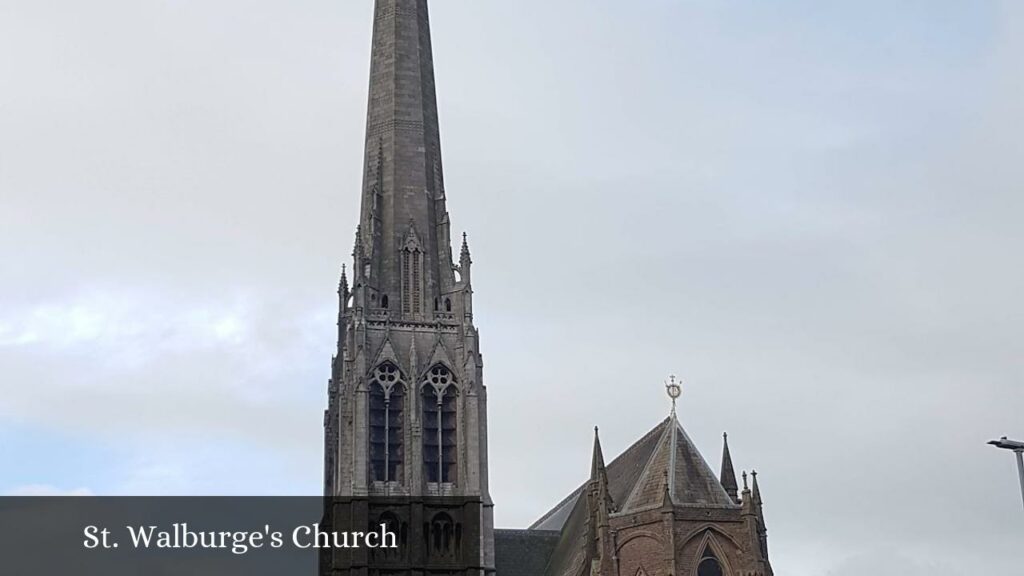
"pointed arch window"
369,363,405,483
424,512,460,558
422,365,457,484
371,511,407,562
697,545,724,576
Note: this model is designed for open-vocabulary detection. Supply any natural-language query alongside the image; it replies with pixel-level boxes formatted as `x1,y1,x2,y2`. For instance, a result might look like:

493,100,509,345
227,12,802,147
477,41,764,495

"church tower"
324,1,494,574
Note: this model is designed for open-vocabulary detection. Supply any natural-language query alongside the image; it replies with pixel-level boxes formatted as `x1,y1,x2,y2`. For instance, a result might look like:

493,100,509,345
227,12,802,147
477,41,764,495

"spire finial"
665,375,682,415
742,471,749,491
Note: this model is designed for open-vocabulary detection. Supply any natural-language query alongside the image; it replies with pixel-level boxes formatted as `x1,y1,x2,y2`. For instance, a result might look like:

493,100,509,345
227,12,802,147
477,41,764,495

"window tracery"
369,363,405,483
422,365,457,484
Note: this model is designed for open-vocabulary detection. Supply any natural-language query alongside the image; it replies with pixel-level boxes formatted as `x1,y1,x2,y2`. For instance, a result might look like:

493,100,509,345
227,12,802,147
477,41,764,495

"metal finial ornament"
665,375,682,413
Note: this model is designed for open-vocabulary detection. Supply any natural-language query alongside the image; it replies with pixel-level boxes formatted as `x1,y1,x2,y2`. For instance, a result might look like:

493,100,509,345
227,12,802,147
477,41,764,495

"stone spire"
720,432,739,503
359,0,456,318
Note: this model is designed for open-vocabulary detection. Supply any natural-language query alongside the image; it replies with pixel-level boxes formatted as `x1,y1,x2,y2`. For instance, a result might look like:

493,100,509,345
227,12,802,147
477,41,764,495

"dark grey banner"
0,496,484,575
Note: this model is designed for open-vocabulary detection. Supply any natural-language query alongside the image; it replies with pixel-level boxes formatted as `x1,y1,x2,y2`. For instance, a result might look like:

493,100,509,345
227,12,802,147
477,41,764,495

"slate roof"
495,529,560,576
531,416,736,534
621,415,737,512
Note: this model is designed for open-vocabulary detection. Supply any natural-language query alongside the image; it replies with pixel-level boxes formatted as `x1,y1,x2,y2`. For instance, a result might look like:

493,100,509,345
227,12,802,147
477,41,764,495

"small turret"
747,471,773,576
585,427,614,576
741,471,754,515
336,264,350,355
352,226,365,279
589,427,614,514
752,470,763,509
339,265,349,302
720,432,739,503
459,232,473,284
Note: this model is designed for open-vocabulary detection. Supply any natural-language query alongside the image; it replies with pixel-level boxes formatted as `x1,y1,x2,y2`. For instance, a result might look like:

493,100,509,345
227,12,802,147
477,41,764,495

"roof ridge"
605,416,672,469
528,485,585,530
621,423,673,511
672,420,740,507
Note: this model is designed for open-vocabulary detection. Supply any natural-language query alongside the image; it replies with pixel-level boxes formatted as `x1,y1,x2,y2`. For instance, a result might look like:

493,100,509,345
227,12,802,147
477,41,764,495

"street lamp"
988,436,1024,510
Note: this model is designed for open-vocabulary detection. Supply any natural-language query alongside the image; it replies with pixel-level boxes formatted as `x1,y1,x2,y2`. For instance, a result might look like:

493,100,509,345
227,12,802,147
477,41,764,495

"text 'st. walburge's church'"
323,2,776,576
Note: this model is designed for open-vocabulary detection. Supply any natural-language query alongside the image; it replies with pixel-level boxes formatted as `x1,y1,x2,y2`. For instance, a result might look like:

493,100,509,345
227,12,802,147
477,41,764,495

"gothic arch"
616,532,664,576
688,531,735,576
371,511,406,561
368,362,407,483
425,512,460,558
422,364,459,484
616,530,665,553
679,524,741,550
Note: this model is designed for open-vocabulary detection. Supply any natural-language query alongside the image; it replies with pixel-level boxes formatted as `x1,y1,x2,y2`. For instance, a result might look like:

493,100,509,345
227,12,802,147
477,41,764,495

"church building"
323,2,775,576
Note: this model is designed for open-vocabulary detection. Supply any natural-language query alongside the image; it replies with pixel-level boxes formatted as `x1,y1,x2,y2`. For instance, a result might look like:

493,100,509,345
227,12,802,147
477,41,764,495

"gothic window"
697,546,724,576
369,363,405,483
424,513,460,558
444,298,452,312
371,512,406,562
422,365,457,484
381,294,389,309
401,248,423,316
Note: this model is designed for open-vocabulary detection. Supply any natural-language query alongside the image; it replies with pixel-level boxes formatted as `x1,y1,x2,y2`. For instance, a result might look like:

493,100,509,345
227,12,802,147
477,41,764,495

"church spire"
720,432,739,503
358,0,456,318
325,3,494,572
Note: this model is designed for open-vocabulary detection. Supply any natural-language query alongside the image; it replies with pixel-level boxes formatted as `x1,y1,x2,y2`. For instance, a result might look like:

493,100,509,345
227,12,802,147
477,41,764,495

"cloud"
4,485,94,497
0,285,329,495
826,549,964,576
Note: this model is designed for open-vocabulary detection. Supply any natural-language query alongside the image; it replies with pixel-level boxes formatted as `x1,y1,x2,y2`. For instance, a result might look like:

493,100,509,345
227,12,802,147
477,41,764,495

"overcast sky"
2,0,1023,574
